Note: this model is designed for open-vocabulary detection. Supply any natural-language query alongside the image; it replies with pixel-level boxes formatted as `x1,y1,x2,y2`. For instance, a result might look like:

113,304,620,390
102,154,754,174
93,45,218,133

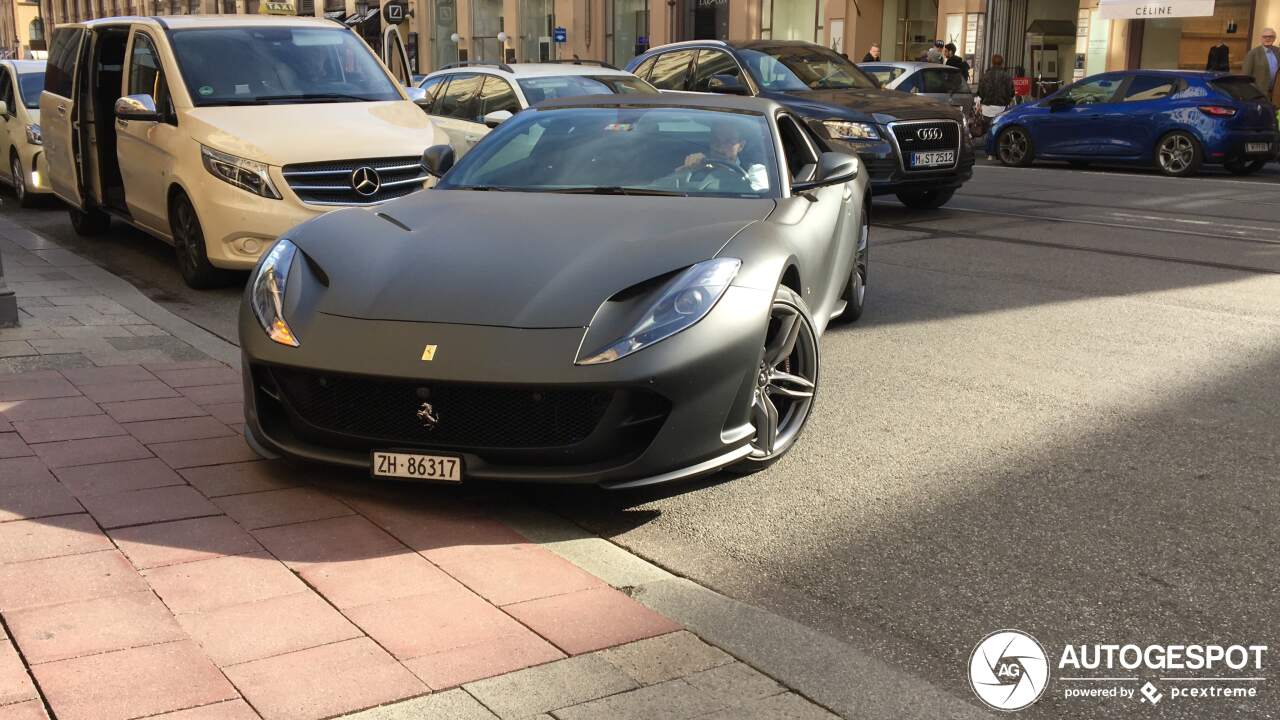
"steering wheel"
689,158,753,185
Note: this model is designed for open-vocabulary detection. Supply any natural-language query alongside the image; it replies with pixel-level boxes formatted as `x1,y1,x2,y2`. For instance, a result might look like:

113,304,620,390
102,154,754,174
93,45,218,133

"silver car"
858,61,976,126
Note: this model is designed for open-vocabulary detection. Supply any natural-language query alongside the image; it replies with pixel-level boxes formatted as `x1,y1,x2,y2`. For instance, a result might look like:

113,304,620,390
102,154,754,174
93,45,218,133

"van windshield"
169,26,402,106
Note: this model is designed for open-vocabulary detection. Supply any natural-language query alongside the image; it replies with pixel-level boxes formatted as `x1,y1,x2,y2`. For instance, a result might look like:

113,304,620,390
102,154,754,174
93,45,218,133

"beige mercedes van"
0,59,50,207
41,15,447,287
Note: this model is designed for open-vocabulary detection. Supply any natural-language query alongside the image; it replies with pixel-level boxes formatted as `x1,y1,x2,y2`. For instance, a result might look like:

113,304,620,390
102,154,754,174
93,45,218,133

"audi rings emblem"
916,127,944,141
350,166,382,197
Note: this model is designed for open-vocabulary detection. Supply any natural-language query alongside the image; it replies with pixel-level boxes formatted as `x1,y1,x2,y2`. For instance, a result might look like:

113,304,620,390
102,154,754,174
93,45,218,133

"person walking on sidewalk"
1242,28,1280,98
943,43,970,81
978,53,1014,110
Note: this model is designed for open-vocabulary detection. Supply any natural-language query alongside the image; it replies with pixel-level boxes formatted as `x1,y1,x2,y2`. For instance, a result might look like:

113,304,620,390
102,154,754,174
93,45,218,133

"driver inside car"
673,121,769,192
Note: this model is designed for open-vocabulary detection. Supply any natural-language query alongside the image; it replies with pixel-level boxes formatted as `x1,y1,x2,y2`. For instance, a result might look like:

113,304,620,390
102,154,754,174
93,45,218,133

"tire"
170,191,234,289
68,206,111,236
834,201,869,323
10,155,36,208
1154,131,1202,177
728,285,820,474
1224,157,1267,176
895,187,956,210
996,126,1034,167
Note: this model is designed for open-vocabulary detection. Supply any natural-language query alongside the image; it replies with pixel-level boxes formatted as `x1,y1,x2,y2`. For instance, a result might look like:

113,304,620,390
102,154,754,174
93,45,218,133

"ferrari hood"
184,101,446,167
294,190,774,328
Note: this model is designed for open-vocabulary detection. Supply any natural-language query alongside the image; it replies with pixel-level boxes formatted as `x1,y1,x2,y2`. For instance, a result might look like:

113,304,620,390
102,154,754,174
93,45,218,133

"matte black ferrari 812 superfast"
240,94,870,488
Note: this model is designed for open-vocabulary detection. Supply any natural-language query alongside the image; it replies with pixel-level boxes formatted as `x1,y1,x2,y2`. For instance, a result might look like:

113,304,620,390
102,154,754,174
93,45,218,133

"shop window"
606,0,648,66
648,50,694,90
1123,75,1177,102
519,0,553,62
431,0,459,71
680,0,727,41
691,49,740,92
222,0,236,12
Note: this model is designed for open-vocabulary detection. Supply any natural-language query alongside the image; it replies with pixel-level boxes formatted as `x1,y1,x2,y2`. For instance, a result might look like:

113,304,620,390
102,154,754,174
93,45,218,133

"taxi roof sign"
259,0,296,14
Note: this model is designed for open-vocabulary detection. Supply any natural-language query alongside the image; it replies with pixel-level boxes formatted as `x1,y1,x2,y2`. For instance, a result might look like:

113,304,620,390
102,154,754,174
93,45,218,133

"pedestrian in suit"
862,43,881,62
1242,28,1280,95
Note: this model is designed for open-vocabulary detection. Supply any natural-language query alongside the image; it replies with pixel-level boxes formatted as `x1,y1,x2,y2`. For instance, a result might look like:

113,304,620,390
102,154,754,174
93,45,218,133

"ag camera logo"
969,630,1050,711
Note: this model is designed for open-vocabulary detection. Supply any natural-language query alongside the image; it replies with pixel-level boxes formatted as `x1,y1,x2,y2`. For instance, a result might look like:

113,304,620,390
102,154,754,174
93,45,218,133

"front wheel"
11,156,36,208
729,286,820,474
996,126,1034,167
895,187,956,210
68,206,111,236
835,203,869,323
170,191,234,289
1154,131,1202,177
1224,157,1267,176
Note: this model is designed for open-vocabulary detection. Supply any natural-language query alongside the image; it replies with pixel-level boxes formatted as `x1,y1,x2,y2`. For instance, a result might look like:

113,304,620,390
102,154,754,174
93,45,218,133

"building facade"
14,0,1280,80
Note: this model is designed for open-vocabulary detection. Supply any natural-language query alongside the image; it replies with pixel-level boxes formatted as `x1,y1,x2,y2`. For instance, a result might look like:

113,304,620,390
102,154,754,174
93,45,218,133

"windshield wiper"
555,186,688,197
252,93,372,104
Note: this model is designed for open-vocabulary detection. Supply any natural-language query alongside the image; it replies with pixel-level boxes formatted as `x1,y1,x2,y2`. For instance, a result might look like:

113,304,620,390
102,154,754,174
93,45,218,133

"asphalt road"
4,163,1278,718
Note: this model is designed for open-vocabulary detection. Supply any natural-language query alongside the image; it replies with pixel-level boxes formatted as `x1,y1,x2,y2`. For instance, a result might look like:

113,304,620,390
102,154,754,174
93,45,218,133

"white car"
0,59,49,207
417,60,657,156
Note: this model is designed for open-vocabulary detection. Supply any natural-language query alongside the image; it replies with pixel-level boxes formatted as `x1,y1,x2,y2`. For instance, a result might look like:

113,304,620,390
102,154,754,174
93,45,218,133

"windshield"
918,68,967,94
516,75,656,104
742,46,877,92
440,106,780,198
17,73,43,109
169,27,402,106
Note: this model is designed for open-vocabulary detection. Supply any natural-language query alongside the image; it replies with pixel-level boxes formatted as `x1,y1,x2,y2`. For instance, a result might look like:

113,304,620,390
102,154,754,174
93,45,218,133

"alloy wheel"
11,157,24,202
748,295,819,460
998,129,1029,165
854,211,868,306
174,199,201,278
1158,135,1194,174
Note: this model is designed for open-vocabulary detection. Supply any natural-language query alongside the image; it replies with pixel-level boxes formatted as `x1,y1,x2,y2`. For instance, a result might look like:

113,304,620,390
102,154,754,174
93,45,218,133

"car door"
1032,74,1122,156
0,66,16,182
115,28,180,233
647,50,696,92
40,26,89,207
429,73,487,156
1110,75,1179,157
777,113,848,321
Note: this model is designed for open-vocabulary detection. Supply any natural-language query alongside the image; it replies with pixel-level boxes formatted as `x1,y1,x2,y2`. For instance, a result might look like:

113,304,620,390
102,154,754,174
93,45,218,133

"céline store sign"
1097,0,1214,19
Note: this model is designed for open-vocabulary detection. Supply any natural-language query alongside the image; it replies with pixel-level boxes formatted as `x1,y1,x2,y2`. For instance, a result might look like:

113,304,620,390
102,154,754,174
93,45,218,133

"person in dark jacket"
862,43,881,62
943,43,970,80
978,53,1014,107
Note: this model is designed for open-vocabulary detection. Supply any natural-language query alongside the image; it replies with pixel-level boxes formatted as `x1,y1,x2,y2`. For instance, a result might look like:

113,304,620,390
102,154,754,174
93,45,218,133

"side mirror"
421,144,455,178
792,151,859,193
0,101,8,117
114,94,160,122
483,110,513,128
707,74,749,96
406,86,429,106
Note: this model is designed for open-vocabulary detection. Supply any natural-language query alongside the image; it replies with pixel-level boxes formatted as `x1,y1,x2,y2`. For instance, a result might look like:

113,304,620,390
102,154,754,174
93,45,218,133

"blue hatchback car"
988,70,1278,177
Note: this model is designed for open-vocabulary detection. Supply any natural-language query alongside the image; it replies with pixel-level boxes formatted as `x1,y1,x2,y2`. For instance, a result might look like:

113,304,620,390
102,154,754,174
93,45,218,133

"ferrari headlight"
25,123,41,145
201,145,282,199
576,258,740,365
250,239,299,347
823,120,879,141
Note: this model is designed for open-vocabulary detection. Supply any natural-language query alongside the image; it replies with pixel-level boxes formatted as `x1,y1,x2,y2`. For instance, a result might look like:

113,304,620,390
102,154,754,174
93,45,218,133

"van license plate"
1245,142,1270,153
910,151,955,168
372,451,462,482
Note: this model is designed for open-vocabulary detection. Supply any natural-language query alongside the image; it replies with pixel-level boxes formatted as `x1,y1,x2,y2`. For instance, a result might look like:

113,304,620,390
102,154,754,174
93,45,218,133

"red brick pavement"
0,364,682,720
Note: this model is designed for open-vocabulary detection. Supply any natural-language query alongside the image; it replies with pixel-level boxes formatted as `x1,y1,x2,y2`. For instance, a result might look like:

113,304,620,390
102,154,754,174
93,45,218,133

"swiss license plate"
372,451,463,482
910,150,955,168
1246,142,1270,154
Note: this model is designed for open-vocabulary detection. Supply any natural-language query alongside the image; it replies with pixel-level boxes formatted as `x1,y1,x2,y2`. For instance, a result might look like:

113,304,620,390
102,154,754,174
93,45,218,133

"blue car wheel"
996,126,1034,167
1154,131,1202,177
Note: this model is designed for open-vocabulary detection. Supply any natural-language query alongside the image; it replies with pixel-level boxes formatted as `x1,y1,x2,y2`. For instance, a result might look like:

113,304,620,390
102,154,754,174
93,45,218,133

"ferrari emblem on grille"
416,402,440,430
421,344,437,361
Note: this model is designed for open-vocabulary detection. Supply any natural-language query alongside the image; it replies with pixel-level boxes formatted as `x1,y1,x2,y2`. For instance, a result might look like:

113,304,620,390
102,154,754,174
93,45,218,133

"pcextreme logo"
967,630,1268,712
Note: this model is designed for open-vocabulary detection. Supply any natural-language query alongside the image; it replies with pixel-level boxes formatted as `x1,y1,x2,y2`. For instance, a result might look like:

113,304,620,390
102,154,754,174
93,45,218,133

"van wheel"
68,207,111,236
11,155,36,208
170,191,234,289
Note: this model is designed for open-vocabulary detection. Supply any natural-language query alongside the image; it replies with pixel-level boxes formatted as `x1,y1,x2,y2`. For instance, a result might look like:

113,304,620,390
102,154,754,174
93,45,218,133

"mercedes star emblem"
350,166,382,197
416,402,440,431
916,127,944,141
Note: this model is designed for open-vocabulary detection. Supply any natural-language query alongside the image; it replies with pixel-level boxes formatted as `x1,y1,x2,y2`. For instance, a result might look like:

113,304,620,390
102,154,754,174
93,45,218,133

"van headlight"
25,123,41,145
576,258,740,365
823,120,879,140
250,239,299,347
202,145,282,199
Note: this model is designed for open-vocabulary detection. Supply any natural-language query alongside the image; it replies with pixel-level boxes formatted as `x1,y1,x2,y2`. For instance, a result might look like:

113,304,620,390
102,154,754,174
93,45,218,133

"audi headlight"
250,239,299,347
201,145,282,199
576,258,740,365
823,120,879,141
25,123,41,145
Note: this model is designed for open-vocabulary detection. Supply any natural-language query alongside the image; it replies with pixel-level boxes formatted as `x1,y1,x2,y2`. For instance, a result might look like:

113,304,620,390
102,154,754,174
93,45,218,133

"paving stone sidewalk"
0,216,842,719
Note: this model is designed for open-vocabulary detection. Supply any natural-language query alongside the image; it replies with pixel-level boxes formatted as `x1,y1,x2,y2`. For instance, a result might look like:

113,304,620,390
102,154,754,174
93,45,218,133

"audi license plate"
372,451,462,482
1246,142,1270,154
910,150,955,168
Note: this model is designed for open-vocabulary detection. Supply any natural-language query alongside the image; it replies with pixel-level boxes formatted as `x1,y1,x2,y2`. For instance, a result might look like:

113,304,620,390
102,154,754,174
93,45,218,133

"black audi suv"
627,39,973,209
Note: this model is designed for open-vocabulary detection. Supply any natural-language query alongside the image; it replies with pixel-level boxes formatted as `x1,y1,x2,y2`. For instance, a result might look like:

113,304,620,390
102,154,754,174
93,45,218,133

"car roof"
427,62,634,80
1,59,45,72
534,92,783,115
69,14,340,30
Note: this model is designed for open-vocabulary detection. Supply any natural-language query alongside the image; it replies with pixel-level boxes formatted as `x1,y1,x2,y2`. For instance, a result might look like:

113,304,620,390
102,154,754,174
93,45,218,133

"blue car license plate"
1246,142,1270,154
910,150,955,168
